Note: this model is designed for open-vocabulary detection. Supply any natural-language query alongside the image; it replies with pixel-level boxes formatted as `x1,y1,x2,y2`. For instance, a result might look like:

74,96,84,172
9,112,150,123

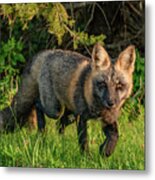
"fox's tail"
0,50,51,131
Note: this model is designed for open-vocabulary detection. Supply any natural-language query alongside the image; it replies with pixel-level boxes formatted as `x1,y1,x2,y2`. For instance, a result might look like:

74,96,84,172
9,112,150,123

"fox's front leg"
35,98,45,131
99,121,119,157
57,109,75,134
77,115,88,152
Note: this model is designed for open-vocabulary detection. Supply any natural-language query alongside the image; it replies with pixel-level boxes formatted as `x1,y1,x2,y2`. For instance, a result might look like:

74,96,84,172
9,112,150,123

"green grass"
0,105,144,170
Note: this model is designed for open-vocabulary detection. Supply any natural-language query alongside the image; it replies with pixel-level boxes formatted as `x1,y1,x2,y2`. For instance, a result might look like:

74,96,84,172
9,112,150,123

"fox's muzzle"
103,99,116,109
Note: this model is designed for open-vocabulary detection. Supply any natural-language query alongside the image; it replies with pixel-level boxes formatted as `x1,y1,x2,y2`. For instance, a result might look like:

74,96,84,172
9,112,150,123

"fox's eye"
116,83,124,90
97,81,106,89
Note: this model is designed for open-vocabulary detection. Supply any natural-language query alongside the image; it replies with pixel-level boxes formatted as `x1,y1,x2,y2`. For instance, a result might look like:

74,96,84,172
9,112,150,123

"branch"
96,3,111,32
84,3,96,31
63,2,93,10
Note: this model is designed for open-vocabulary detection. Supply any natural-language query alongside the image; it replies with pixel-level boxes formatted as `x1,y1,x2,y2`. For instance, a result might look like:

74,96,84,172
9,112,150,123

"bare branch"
84,3,96,31
96,3,111,32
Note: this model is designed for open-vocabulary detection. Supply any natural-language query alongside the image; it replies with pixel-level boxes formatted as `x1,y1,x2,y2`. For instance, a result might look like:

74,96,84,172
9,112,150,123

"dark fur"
0,44,136,157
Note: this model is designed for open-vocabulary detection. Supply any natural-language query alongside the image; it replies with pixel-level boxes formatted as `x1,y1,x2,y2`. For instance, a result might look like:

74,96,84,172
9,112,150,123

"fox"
0,43,136,157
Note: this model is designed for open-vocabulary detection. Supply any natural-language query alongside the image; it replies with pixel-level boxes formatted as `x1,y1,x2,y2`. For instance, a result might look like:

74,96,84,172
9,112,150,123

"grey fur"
0,44,135,157
0,49,90,130
38,50,91,116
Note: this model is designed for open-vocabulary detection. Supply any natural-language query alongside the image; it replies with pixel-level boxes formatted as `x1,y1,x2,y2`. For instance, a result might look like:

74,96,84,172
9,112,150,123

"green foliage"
0,110,144,169
0,3,106,48
43,3,75,45
14,4,39,30
0,37,25,109
72,31,106,49
122,51,145,121
133,50,145,102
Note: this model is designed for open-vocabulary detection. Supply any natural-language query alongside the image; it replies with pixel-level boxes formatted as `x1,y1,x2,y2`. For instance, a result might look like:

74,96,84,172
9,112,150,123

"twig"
84,45,91,57
106,27,144,50
65,39,73,49
111,4,121,25
96,3,111,32
127,1,142,17
122,1,127,40
131,26,144,40
63,2,93,10
84,3,96,31
69,2,75,20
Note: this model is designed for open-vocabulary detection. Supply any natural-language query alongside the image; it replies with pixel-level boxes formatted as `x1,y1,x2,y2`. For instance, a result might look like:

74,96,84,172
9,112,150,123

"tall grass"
0,103,144,170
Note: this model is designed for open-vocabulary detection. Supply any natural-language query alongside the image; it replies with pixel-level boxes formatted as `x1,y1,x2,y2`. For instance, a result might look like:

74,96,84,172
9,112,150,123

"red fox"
0,43,135,156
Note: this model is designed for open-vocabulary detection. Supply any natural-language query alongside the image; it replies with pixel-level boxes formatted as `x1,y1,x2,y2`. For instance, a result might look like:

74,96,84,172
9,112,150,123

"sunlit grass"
0,103,144,170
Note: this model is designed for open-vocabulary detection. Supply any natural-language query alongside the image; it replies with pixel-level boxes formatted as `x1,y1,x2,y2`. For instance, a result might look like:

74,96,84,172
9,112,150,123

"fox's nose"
107,100,115,107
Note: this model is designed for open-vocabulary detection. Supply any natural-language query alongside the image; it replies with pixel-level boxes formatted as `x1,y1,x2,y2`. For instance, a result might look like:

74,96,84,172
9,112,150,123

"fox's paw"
99,136,118,157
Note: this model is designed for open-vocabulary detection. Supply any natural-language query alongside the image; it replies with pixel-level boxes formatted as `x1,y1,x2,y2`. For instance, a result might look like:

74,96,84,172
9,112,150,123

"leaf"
43,3,74,45
72,31,106,49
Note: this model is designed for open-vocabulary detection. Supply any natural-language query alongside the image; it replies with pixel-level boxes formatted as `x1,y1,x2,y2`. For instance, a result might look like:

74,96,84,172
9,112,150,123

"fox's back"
38,50,91,108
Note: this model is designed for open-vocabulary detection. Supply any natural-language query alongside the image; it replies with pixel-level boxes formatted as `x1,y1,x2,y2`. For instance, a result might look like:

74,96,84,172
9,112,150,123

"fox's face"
89,43,136,110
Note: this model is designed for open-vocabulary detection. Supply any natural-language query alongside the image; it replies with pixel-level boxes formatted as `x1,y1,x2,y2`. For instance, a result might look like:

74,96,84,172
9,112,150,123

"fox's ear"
115,45,136,73
92,43,111,70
